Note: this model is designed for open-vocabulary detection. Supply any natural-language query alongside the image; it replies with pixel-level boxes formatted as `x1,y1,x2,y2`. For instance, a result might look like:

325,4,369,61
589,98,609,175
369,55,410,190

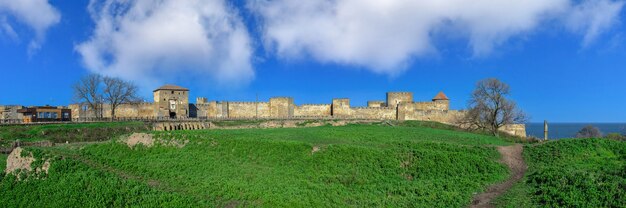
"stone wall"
227,102,259,118
67,103,155,118
402,109,465,124
102,103,155,118
413,101,449,111
270,97,294,118
154,89,189,118
386,92,413,108
331,98,352,118
196,97,208,104
57,88,528,138
367,101,386,107
351,107,396,119
0,105,24,120
294,104,331,117
196,101,224,118
500,124,527,138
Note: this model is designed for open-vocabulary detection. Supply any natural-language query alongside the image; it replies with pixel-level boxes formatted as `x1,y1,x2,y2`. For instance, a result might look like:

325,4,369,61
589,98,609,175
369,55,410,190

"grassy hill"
0,122,512,207
495,138,626,207
0,122,150,148
1,121,623,207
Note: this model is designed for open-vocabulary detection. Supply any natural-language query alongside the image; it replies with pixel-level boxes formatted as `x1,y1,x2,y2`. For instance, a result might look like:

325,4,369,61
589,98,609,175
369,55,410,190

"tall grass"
496,138,626,207
0,122,149,147
1,123,512,207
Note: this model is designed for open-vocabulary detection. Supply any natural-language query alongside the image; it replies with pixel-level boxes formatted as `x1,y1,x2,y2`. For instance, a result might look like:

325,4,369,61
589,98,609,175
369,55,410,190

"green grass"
0,156,207,207
3,121,623,207
0,154,6,179
211,120,266,127
399,121,532,143
1,123,512,207
495,138,626,207
0,122,150,147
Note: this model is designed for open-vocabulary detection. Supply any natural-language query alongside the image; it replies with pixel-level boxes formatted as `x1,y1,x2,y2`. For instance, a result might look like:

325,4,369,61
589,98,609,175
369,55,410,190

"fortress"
1,84,526,137
67,85,462,122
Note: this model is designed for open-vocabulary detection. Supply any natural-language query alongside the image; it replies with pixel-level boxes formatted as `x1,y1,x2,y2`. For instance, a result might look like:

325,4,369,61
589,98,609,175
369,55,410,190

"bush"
606,133,625,141
575,125,603,138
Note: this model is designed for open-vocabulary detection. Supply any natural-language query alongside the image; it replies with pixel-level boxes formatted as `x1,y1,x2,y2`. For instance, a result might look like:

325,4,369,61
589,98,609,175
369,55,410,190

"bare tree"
576,125,603,138
458,78,527,137
72,74,104,118
103,76,140,120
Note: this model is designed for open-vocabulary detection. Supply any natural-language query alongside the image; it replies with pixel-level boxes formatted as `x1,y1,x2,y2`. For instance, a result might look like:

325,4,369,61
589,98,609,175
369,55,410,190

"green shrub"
523,139,626,207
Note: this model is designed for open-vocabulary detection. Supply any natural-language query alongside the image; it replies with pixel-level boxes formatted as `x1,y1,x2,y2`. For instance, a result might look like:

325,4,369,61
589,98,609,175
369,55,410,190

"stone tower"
153,84,190,118
431,91,450,111
386,92,414,108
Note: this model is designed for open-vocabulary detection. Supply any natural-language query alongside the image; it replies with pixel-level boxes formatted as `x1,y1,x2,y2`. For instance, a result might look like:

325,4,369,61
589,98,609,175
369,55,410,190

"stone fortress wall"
2,84,526,137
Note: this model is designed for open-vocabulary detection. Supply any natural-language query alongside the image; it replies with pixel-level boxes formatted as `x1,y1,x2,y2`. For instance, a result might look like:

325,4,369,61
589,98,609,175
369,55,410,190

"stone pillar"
543,120,548,141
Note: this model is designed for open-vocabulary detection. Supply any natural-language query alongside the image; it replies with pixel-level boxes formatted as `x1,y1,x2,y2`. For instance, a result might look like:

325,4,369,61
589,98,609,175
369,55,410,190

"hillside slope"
1,123,514,207
495,138,626,207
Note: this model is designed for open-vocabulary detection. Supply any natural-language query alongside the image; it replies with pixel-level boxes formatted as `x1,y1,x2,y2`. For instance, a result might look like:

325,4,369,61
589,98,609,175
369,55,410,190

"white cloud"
77,0,254,89
565,0,625,47
0,0,61,53
249,0,625,73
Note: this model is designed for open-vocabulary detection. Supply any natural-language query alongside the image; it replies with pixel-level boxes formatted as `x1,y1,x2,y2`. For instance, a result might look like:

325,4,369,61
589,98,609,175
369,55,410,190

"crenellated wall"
227,102,258,118
413,101,449,111
331,98,352,118
294,104,331,117
387,92,413,108
68,103,155,118
367,101,386,107
351,107,396,119
104,103,154,118
270,97,295,118
401,108,466,124
58,87,527,137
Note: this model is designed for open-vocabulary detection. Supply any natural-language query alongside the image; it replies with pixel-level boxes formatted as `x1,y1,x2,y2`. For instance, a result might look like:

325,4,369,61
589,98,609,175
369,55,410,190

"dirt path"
470,144,527,208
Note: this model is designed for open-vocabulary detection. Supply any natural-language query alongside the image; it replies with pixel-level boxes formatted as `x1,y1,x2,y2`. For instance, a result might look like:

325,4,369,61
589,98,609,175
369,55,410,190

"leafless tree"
72,74,104,118
576,125,603,138
103,76,140,120
457,78,527,137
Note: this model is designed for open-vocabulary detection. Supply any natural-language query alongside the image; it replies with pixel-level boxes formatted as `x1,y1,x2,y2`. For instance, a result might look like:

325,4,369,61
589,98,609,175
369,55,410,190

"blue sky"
1,0,625,122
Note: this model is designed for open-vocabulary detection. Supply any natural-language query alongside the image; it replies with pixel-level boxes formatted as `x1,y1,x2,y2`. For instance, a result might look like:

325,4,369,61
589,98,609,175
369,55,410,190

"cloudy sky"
1,0,625,122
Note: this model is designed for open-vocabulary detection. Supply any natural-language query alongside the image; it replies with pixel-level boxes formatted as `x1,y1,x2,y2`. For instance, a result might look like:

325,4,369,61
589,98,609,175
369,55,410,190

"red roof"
432,91,449,101
153,84,189,92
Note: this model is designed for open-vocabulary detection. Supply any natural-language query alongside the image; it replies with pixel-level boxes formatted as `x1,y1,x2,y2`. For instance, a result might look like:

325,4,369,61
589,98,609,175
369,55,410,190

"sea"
525,123,626,139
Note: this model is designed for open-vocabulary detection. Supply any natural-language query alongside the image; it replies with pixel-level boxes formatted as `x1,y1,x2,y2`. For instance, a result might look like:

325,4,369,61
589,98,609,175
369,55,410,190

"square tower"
153,84,190,118
386,92,413,108
269,97,294,118
332,98,352,117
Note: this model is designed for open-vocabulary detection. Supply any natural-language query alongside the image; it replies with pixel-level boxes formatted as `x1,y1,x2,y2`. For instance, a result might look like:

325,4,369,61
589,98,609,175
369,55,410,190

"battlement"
367,100,386,107
386,92,413,95
352,107,394,110
299,104,331,106
228,101,264,104
196,97,208,104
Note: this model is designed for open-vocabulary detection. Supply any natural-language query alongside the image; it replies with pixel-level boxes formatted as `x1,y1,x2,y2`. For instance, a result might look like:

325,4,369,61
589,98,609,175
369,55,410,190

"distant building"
153,84,190,118
17,106,71,123
1,105,24,121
